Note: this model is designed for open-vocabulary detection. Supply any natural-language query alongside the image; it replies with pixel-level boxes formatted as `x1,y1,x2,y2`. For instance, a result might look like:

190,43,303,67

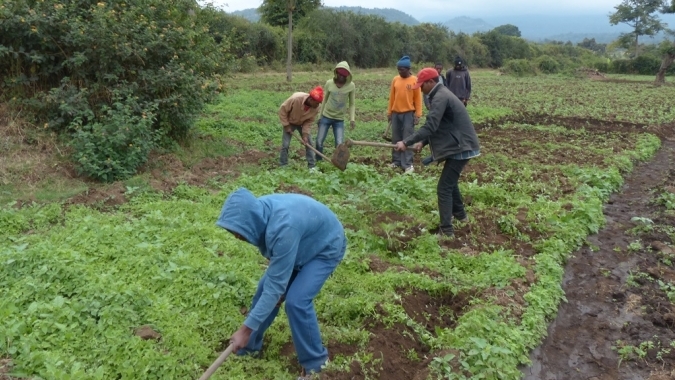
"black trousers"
438,158,469,233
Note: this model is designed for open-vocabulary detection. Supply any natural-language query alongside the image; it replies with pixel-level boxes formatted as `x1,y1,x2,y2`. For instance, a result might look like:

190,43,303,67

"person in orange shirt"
387,55,423,173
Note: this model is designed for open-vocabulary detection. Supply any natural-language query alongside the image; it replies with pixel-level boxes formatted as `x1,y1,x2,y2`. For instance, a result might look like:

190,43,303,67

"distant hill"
228,9,675,44
540,33,623,44
483,15,631,40
541,32,672,44
230,6,420,25
331,6,419,25
443,16,494,34
230,8,259,22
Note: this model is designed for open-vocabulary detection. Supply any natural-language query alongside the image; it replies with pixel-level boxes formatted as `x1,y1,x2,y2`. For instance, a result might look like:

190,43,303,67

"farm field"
1,69,675,380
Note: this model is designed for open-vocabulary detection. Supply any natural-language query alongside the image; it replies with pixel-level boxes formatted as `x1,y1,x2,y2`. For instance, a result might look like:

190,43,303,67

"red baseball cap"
309,86,324,102
412,68,440,89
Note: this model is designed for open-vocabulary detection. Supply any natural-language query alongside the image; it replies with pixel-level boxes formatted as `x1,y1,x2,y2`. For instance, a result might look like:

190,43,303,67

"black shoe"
453,213,469,223
437,229,455,239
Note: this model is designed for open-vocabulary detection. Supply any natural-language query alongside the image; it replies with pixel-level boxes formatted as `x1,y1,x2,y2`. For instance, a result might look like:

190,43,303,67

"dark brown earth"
523,140,675,380
0,358,13,380
66,147,272,207
280,289,471,380
134,325,162,341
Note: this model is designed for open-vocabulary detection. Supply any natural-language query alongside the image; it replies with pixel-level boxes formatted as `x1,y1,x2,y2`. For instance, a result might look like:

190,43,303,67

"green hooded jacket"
320,61,356,122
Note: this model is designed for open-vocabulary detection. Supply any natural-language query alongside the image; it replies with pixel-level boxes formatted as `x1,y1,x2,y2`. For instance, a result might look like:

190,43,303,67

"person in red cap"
278,87,324,171
395,68,480,238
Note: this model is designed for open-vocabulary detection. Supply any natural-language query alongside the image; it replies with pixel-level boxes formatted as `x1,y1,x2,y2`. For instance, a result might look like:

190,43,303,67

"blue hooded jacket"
216,188,346,331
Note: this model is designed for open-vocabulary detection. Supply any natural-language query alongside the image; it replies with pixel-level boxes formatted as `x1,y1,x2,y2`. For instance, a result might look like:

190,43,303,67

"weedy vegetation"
1,69,674,379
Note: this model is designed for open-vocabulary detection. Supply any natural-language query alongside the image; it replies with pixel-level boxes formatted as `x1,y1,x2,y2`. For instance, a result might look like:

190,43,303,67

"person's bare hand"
230,325,253,350
303,135,309,145
350,121,355,130
413,117,420,125
275,295,285,308
412,142,423,153
387,114,392,123
395,141,407,152
283,125,292,133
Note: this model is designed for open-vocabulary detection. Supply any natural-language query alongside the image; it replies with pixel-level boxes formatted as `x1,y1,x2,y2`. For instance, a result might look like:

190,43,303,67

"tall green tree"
655,0,675,84
609,0,665,56
493,24,521,37
577,38,607,53
259,0,321,81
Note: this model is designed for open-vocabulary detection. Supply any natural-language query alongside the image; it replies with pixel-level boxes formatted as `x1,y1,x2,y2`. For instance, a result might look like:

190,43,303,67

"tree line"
207,3,675,80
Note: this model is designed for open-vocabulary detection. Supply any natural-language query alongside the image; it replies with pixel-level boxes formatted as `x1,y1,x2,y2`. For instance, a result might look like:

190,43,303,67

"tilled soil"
523,140,675,380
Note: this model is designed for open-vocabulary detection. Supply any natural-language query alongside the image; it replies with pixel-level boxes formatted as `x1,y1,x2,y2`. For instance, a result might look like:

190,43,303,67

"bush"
202,9,284,64
632,55,661,74
607,55,675,75
233,55,260,74
478,31,532,67
502,59,537,76
536,55,560,74
70,90,160,182
609,59,634,74
0,0,231,180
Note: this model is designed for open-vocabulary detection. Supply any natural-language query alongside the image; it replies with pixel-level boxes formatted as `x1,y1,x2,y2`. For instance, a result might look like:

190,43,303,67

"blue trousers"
236,245,345,373
315,116,345,161
280,125,316,168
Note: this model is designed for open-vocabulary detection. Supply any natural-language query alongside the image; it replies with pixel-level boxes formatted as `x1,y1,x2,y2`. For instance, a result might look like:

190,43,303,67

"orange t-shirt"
387,75,423,118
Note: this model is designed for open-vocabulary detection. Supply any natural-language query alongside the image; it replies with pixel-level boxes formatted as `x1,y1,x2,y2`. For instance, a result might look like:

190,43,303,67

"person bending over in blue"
216,187,347,379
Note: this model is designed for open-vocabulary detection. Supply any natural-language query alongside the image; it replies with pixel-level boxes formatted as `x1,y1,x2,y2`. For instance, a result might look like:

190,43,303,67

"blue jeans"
315,117,345,161
280,125,316,168
237,240,346,374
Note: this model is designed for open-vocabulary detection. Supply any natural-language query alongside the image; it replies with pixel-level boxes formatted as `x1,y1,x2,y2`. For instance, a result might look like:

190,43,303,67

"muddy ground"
523,140,675,380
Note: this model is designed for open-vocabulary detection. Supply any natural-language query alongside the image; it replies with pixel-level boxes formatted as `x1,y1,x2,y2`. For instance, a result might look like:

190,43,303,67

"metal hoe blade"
331,143,350,171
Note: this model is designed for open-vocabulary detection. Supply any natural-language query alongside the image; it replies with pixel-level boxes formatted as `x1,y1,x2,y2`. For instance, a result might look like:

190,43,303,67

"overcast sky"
205,0,625,19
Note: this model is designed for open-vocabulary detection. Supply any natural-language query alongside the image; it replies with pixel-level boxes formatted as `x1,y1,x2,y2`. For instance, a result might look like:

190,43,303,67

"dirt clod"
134,325,161,341
0,359,13,380
651,241,674,255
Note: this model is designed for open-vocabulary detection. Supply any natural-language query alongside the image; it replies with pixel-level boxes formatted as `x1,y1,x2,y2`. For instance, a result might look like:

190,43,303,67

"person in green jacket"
315,61,356,161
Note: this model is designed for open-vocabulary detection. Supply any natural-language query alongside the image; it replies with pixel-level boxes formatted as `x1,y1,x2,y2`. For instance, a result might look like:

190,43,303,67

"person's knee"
284,296,311,313
437,189,453,198
437,183,453,195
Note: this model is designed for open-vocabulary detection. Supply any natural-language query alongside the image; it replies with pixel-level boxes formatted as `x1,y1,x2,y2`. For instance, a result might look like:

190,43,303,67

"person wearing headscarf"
316,61,356,161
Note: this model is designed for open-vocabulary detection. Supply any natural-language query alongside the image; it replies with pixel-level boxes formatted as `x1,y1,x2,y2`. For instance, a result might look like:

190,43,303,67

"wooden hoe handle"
199,344,235,380
292,132,332,162
348,139,397,148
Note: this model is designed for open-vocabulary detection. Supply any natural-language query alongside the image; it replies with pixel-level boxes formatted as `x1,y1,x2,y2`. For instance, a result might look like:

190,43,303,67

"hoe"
291,132,346,171
332,139,398,170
